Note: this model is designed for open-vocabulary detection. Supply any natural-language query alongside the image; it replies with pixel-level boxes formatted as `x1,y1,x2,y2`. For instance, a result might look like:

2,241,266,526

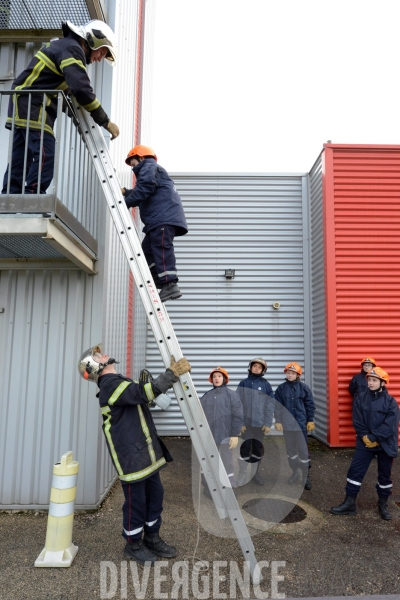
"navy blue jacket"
200,385,244,444
124,159,188,235
236,374,274,428
274,379,315,431
97,373,172,483
353,388,399,457
6,35,108,135
348,370,369,400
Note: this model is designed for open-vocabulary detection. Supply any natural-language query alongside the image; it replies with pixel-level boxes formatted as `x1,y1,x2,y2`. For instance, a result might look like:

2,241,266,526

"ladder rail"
73,102,262,582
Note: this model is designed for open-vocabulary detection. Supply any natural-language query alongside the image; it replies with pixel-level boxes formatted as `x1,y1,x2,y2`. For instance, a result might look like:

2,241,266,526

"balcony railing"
0,90,105,271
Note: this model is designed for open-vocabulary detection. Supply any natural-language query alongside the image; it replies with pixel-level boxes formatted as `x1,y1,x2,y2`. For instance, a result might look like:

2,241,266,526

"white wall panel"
143,173,309,435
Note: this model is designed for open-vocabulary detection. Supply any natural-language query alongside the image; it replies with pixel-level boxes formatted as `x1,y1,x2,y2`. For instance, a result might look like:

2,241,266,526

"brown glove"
262,426,271,434
104,120,120,140
169,355,191,377
275,423,283,432
240,425,246,434
362,435,379,448
307,421,315,432
229,437,238,449
121,187,126,196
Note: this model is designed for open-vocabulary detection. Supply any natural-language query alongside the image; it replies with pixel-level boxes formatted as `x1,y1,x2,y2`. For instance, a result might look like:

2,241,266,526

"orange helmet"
284,362,302,376
366,367,389,384
125,145,157,165
361,357,376,366
209,366,229,384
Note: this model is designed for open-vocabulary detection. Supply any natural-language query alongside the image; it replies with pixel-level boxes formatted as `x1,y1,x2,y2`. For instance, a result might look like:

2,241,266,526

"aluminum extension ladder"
72,100,262,583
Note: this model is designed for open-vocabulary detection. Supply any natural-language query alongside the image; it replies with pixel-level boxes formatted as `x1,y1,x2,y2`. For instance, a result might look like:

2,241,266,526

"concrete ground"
1,437,400,600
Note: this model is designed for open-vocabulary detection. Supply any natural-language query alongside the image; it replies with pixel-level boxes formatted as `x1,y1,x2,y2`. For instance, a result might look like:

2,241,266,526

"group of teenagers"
200,358,315,493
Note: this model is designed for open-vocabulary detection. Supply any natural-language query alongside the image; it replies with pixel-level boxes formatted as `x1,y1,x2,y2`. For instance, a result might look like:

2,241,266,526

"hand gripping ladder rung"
72,101,262,584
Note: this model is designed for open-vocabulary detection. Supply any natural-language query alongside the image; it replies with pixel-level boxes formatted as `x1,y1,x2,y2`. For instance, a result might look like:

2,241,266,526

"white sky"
150,0,400,173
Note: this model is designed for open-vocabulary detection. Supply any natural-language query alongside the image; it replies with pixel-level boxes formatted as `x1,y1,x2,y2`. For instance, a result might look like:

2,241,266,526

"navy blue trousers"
239,426,265,464
142,225,178,285
2,128,55,194
283,429,310,473
121,472,164,542
345,446,393,498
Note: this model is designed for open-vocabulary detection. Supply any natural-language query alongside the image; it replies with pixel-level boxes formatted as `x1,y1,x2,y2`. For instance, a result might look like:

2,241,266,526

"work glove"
229,437,238,449
307,421,315,432
241,425,246,434
104,120,120,140
362,435,379,449
121,187,126,196
169,355,191,377
275,423,283,432
262,426,271,434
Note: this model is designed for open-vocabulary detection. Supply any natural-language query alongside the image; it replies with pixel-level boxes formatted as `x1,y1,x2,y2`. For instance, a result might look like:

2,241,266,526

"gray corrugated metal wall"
144,173,310,435
308,154,327,443
0,0,146,508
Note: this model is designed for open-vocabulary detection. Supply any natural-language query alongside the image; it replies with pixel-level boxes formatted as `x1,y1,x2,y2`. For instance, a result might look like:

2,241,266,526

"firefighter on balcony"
331,367,399,520
348,356,376,401
2,19,119,195
274,362,315,490
121,145,188,303
236,357,274,486
78,345,191,565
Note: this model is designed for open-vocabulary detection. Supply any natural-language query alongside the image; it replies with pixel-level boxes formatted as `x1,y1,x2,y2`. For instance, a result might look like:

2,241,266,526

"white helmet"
62,20,117,66
78,344,118,383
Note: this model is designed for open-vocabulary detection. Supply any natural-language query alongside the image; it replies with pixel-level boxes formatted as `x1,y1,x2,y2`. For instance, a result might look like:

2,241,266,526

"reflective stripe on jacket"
7,36,108,134
97,373,172,482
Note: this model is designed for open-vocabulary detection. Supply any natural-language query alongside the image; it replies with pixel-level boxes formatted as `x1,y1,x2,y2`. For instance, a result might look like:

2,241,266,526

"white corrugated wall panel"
308,155,327,443
0,268,116,508
142,173,309,435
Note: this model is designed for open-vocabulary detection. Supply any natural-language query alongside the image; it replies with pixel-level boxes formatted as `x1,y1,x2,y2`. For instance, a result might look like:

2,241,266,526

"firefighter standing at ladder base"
2,20,119,195
78,345,191,565
274,362,315,490
331,367,399,520
121,145,188,303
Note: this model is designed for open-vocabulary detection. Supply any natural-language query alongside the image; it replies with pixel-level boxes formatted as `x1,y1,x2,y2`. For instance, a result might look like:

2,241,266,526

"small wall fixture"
224,269,235,280
272,302,281,310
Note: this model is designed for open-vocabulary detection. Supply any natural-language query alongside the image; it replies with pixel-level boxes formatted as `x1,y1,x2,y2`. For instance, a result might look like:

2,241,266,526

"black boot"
252,464,264,485
124,539,158,564
143,532,177,558
287,469,301,484
159,282,182,302
302,470,312,490
330,495,357,515
236,461,248,486
377,497,392,520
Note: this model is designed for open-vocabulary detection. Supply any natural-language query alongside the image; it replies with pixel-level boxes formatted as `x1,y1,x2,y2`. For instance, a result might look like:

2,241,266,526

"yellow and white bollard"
35,451,79,567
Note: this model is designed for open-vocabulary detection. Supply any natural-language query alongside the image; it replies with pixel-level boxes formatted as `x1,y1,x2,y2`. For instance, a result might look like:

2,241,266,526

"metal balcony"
0,90,104,274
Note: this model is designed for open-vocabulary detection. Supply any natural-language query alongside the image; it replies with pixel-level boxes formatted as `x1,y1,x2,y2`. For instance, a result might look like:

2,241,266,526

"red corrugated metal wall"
324,144,400,446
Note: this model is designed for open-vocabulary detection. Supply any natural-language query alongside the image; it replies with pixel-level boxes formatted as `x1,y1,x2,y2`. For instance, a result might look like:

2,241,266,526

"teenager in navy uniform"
331,367,399,520
122,145,188,303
